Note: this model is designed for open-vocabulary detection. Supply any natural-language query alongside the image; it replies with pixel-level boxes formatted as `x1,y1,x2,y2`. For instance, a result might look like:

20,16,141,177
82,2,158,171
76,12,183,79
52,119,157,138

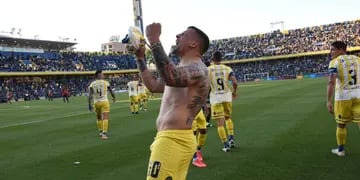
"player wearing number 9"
88,70,116,140
327,41,360,157
208,51,238,152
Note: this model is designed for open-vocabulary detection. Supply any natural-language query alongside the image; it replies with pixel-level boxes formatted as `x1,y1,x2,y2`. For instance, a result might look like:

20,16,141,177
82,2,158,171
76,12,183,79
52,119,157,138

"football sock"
97,120,102,132
217,126,227,143
102,119,109,133
144,100,148,109
130,104,134,113
135,103,139,112
225,118,234,138
198,132,207,148
336,127,346,151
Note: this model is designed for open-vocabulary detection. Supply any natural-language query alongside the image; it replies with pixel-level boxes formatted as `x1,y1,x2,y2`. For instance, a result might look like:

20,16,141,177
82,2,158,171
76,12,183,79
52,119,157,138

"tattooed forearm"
136,60,147,72
136,64,165,93
151,42,170,70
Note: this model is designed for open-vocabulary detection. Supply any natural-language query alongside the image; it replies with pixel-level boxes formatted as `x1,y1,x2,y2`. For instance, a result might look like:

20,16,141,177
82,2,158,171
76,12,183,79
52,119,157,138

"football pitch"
1,78,360,180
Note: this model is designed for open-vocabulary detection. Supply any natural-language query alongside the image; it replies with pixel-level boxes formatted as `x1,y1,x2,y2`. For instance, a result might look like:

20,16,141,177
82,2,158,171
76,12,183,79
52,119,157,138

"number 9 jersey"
208,64,234,104
329,55,360,101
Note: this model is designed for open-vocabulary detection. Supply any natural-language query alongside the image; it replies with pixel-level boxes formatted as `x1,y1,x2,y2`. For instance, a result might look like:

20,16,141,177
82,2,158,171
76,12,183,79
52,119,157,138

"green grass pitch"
1,78,359,180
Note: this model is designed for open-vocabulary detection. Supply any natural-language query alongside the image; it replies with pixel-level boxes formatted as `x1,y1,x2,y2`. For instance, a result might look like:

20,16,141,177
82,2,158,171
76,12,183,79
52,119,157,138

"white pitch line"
0,98,162,129
0,111,89,129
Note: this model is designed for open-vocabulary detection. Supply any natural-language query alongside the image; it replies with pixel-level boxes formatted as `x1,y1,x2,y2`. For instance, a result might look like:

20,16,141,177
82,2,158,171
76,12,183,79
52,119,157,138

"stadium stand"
203,19,360,61
1,19,360,103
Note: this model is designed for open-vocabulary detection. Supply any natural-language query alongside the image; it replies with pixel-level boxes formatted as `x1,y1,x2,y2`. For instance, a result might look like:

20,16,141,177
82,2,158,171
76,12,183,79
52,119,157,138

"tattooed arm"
151,42,206,87
136,58,165,93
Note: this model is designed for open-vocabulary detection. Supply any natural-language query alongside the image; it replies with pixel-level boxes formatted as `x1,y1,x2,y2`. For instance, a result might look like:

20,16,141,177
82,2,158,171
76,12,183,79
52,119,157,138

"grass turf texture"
1,78,359,180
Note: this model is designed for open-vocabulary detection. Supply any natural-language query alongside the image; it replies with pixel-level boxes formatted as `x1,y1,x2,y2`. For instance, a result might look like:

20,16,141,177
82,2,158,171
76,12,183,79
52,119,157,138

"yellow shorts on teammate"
192,109,207,131
211,102,232,119
334,99,360,124
147,130,196,180
129,95,139,104
141,93,148,101
94,101,110,114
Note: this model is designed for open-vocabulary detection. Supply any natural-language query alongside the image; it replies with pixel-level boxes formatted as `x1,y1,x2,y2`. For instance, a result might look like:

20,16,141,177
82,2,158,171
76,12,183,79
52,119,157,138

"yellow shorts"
334,99,360,124
129,95,139,104
94,101,110,114
211,102,232,119
192,109,207,131
141,93,148,100
147,130,196,180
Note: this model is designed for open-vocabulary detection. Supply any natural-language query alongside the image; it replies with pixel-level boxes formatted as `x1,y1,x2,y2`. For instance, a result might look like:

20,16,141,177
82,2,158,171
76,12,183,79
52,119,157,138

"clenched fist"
146,23,162,44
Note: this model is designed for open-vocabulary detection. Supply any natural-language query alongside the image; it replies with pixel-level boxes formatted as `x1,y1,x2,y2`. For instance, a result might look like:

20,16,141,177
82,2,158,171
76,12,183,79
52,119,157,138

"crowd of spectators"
0,52,137,72
0,73,138,102
229,55,330,81
204,19,360,60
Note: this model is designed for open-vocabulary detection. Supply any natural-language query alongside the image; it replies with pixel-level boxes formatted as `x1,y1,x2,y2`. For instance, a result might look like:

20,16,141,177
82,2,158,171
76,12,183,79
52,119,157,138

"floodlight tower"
133,0,144,35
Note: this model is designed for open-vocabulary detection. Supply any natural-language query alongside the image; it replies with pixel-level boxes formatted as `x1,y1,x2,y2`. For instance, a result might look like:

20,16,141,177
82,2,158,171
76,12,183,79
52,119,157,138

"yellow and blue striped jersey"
208,64,234,94
127,81,139,96
89,80,110,102
328,55,360,100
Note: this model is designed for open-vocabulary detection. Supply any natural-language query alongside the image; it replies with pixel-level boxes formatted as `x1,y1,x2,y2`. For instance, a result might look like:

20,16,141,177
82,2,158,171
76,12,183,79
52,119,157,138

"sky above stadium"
1,0,359,53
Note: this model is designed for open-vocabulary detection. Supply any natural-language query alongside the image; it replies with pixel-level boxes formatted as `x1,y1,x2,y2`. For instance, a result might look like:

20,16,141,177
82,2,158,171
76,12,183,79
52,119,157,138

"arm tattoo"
136,60,165,93
151,42,169,69
136,60,147,72
151,42,205,87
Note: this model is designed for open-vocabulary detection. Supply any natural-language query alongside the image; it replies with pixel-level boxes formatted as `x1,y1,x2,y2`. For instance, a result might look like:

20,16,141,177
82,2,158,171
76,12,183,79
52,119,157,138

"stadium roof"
0,36,77,51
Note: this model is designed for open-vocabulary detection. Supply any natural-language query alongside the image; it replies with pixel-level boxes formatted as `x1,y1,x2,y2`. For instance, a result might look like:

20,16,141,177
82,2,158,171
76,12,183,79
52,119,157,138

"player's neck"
179,52,201,65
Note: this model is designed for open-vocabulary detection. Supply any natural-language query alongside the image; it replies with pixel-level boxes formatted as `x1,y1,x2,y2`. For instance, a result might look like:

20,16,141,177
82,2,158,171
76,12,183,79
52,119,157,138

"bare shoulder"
182,61,208,77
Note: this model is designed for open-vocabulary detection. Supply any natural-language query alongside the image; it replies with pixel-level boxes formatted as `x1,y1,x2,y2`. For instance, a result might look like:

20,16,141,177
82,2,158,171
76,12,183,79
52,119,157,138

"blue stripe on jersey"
328,67,337,73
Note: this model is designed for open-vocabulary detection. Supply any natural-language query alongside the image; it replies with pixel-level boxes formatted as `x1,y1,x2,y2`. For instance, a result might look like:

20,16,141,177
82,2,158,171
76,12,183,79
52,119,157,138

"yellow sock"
225,118,234,136
217,126,227,143
144,100,148,109
97,120,102,131
130,104,134,112
102,119,109,133
336,127,346,146
135,103,139,112
198,132,207,147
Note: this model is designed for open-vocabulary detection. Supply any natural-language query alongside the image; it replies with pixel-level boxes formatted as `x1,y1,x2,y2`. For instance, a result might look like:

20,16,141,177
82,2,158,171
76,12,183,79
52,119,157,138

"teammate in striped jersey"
327,41,360,156
127,80,140,114
138,81,149,111
88,70,116,140
208,51,238,152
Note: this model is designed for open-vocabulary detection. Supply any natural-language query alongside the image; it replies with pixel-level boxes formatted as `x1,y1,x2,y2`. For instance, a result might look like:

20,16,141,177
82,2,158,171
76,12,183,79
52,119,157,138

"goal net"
244,72,269,82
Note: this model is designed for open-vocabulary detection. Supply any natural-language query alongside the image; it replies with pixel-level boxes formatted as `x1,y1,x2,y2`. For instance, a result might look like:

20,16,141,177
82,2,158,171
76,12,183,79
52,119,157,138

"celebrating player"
88,70,116,140
208,51,238,152
138,81,149,111
327,41,360,156
134,23,210,180
127,79,140,114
